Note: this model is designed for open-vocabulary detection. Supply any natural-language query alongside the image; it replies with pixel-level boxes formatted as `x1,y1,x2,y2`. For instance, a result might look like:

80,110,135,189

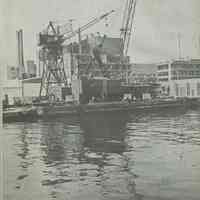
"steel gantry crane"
120,0,137,56
38,10,115,99
38,21,67,99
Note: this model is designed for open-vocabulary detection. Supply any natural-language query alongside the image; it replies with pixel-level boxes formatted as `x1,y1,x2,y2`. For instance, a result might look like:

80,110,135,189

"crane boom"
64,10,115,40
120,0,137,56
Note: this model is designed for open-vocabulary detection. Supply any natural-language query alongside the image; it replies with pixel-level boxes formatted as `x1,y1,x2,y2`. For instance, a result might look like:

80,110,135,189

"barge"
35,98,188,119
2,98,192,122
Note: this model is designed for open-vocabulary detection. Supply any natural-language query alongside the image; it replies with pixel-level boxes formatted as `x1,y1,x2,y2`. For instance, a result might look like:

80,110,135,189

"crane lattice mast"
120,0,137,56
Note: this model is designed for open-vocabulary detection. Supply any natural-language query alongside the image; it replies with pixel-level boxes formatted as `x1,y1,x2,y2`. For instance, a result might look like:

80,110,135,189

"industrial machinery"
38,10,115,99
86,34,107,76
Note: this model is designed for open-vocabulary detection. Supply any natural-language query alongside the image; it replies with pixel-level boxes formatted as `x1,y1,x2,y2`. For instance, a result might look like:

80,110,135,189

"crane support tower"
120,0,137,56
38,21,68,98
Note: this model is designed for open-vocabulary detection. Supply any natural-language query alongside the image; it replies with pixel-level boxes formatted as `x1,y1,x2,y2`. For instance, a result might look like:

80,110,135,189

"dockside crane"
64,10,114,41
120,0,137,56
38,10,115,99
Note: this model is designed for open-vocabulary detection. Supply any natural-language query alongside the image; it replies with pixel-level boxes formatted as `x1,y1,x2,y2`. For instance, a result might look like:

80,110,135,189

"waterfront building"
157,59,200,98
2,77,43,105
2,60,38,105
2,80,22,105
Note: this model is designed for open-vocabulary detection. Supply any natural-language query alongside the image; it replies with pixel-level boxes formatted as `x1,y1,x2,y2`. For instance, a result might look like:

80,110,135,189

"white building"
157,59,200,98
169,79,200,98
2,79,22,105
2,65,42,105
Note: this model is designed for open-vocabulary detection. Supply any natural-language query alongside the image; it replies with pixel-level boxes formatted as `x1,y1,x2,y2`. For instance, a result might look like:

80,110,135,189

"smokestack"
17,29,25,79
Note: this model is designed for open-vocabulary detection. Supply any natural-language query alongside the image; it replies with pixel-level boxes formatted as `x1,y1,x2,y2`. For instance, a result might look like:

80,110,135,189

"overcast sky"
1,0,200,66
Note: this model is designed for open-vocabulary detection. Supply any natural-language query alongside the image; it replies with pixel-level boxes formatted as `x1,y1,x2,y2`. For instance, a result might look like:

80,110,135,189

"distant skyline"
1,0,200,66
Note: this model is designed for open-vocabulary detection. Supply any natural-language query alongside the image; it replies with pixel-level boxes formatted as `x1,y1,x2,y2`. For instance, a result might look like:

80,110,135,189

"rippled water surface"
1,109,200,200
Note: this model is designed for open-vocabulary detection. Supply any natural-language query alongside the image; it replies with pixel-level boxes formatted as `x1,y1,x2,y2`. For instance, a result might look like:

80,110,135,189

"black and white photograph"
1,0,200,199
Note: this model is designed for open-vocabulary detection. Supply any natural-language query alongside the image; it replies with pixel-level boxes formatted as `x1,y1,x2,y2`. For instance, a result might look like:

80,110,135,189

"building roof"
157,58,200,65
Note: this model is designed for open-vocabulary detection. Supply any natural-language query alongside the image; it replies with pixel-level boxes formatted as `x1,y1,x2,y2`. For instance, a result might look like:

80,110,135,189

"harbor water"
1,109,200,200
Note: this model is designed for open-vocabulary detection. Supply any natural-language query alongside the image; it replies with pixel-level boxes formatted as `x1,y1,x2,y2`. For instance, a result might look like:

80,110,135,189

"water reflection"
3,109,200,200
80,112,130,154
37,112,140,199
14,128,29,190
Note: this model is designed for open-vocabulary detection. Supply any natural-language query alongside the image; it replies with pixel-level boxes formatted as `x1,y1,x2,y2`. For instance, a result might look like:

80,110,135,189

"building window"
186,83,190,96
192,89,195,97
158,64,168,70
189,71,193,76
159,78,168,81
180,87,185,97
197,83,200,96
175,83,179,96
158,71,168,76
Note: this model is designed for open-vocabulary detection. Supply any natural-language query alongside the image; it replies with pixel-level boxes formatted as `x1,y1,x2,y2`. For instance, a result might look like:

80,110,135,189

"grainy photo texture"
0,0,200,199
